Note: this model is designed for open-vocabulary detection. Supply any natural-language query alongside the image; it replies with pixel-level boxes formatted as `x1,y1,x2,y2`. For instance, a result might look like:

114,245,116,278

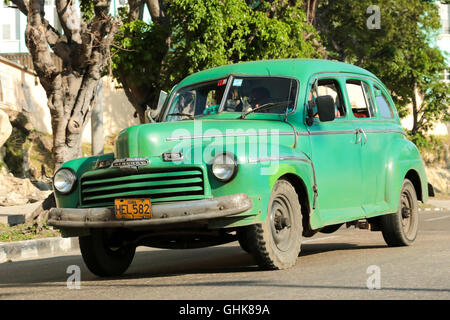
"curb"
0,237,79,263
419,207,447,212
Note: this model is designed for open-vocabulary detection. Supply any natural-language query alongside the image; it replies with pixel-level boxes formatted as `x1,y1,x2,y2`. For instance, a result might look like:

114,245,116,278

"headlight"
211,153,237,182
53,168,77,194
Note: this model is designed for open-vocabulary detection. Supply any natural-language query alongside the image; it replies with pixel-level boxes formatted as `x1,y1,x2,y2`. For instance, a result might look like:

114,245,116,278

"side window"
362,82,376,116
346,80,375,118
308,79,346,120
373,85,394,119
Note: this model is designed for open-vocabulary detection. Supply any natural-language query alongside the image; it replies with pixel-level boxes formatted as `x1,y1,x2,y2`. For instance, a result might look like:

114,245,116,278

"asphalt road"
0,210,449,300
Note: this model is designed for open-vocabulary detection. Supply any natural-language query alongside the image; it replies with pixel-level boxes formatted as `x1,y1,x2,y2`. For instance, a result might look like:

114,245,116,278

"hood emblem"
111,158,149,169
163,152,184,162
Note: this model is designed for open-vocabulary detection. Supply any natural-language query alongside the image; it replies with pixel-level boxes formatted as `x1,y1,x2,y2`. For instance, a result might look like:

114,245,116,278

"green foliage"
317,0,449,140
111,0,323,94
111,20,169,87
0,222,60,242
79,0,95,23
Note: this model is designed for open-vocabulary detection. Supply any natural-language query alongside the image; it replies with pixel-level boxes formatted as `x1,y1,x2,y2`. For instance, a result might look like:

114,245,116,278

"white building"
0,0,142,144
0,0,147,54
438,1,450,83
1,0,60,53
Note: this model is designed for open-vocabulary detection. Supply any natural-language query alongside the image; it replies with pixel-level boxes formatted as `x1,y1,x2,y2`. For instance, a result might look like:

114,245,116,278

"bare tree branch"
25,0,59,92
128,0,145,22
55,0,82,44
10,0,29,15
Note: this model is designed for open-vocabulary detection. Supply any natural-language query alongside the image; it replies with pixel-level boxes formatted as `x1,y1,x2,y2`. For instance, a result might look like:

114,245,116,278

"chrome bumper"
47,194,252,229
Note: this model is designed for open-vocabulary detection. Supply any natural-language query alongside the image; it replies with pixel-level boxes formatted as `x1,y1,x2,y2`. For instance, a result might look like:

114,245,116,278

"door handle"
355,129,362,144
355,128,367,145
360,128,367,144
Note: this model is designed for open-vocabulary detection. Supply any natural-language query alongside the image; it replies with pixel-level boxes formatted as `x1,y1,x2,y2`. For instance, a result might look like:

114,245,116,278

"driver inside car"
248,87,271,111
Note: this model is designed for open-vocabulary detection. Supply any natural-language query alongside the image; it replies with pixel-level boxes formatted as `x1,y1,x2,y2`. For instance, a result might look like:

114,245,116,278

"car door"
348,79,403,215
307,76,365,225
344,78,381,214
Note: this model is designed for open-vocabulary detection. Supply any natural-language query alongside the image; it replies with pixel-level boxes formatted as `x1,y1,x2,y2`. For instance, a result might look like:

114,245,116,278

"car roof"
177,59,379,88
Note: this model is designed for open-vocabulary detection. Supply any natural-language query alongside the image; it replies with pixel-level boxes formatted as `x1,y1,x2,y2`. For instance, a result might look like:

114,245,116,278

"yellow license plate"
115,198,152,219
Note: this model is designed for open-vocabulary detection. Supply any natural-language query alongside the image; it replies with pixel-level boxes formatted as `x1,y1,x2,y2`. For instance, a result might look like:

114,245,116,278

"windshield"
165,76,297,121
223,77,297,114
166,78,228,121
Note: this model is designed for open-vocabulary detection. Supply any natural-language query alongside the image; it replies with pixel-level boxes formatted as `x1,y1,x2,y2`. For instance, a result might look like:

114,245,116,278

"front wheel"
243,179,302,269
79,229,136,277
380,179,419,246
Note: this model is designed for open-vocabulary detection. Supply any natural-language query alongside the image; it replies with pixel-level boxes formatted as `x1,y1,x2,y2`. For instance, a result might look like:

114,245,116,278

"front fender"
55,153,114,208
207,143,316,228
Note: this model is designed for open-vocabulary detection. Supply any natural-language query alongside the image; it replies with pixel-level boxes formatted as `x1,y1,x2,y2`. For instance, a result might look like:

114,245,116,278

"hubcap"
270,195,294,252
400,189,416,240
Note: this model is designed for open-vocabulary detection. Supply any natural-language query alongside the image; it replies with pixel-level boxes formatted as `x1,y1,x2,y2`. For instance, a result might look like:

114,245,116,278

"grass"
433,193,450,200
81,137,115,157
0,221,60,242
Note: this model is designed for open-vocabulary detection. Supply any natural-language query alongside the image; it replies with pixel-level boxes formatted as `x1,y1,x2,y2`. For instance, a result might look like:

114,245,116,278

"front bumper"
47,193,252,229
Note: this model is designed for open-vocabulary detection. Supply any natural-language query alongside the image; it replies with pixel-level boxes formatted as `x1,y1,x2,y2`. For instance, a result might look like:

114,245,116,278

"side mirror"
147,90,168,123
317,95,335,122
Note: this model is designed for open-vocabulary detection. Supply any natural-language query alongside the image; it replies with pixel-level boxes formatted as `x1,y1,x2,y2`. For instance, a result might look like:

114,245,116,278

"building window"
15,9,21,40
440,3,450,34
2,25,11,40
442,69,450,83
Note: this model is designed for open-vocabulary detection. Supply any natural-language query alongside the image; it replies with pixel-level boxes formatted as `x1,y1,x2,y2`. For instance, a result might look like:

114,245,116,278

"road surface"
1,210,449,300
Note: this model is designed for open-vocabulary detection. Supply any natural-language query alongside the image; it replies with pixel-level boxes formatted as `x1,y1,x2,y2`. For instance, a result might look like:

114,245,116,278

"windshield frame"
162,75,299,122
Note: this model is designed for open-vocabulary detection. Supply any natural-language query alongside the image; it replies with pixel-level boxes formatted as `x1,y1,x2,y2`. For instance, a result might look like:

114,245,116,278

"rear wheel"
243,179,302,269
380,179,419,246
79,229,136,277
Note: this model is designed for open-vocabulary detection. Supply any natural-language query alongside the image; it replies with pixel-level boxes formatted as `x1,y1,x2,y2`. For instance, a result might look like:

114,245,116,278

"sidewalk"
426,199,450,210
0,237,79,263
0,201,43,226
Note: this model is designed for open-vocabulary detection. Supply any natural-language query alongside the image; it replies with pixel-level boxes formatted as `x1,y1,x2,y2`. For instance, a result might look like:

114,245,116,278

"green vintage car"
48,59,432,277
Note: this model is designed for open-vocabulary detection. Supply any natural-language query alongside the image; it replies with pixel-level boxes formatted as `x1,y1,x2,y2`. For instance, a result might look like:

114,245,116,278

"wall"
0,56,139,144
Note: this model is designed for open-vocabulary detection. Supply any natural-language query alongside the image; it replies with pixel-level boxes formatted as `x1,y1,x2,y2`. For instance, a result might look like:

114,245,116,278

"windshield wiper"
167,113,195,120
240,101,291,119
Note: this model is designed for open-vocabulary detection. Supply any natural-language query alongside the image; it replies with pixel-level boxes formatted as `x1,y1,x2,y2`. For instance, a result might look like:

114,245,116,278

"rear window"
346,80,376,118
374,85,394,119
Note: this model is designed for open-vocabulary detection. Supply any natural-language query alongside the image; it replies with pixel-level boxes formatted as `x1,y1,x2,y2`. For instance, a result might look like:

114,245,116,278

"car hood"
115,119,296,159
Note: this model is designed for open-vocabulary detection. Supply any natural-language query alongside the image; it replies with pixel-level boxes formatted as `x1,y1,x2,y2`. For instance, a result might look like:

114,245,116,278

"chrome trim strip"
309,130,357,136
363,129,406,136
167,129,404,141
166,131,295,141
248,156,310,164
305,129,406,136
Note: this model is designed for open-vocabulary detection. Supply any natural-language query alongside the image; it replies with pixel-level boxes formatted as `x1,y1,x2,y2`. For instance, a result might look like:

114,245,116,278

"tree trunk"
12,0,119,169
114,0,170,124
411,82,419,136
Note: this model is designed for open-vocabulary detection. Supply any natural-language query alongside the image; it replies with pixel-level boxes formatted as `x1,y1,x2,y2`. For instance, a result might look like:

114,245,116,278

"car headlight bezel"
53,168,77,194
211,153,238,182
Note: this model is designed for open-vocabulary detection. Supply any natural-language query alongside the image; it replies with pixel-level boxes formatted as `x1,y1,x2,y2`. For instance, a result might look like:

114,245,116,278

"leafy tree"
316,0,450,147
6,0,120,168
111,0,325,123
